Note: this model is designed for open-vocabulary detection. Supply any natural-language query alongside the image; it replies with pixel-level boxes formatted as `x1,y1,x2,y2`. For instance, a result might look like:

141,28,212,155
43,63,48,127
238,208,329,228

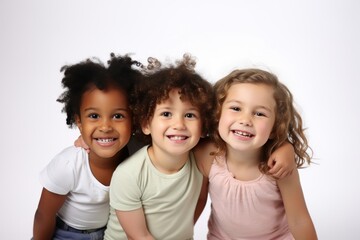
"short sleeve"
39,147,77,195
109,163,142,211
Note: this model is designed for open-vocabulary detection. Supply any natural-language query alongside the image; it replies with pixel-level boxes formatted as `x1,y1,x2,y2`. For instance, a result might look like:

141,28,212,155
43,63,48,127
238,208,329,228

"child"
196,68,317,239
103,54,214,240
32,53,143,240
102,55,296,240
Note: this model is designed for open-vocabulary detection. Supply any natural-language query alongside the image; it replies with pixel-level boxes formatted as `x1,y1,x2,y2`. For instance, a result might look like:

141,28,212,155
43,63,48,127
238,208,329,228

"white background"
1,0,359,239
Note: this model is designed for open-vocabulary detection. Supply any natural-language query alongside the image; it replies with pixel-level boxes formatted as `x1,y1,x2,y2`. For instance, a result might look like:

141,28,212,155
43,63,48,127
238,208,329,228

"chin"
92,149,119,159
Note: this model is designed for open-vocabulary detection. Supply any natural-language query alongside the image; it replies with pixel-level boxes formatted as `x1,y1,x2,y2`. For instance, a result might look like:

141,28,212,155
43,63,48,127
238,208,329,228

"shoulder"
275,168,314,229
54,146,87,159
40,146,88,194
121,145,148,165
194,138,216,152
276,168,301,192
110,147,150,198
47,146,87,169
113,146,149,176
43,146,88,178
193,138,217,177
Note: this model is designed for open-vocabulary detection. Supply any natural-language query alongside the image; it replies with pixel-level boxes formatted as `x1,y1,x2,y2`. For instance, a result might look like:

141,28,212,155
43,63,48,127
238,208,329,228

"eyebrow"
155,106,200,112
225,100,273,112
83,107,130,112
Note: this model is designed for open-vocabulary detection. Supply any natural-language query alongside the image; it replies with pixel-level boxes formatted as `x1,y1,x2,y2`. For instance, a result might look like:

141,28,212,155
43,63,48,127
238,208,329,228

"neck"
88,148,129,186
89,147,129,170
147,146,189,174
225,146,263,181
226,146,261,168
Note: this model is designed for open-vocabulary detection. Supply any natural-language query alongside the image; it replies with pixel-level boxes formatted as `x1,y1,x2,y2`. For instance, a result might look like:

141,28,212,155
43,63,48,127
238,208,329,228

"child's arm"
192,139,217,224
192,138,216,224
194,176,208,224
268,141,296,179
33,188,67,240
194,138,216,178
277,169,317,240
116,208,154,240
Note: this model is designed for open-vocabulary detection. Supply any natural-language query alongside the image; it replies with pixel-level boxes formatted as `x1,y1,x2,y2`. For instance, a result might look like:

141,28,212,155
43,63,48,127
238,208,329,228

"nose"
99,119,113,132
172,116,186,130
239,113,252,126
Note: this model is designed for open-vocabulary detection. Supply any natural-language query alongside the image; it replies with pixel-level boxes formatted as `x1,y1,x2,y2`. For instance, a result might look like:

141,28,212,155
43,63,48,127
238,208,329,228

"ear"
75,115,83,133
141,121,151,135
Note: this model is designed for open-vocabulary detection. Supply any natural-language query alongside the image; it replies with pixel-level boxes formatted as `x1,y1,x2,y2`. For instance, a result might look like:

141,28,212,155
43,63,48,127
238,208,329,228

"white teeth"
234,131,252,137
169,136,187,140
96,138,114,143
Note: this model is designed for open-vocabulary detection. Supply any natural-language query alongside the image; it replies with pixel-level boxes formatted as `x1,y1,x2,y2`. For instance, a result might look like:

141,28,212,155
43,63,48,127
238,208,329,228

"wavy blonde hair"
212,69,312,173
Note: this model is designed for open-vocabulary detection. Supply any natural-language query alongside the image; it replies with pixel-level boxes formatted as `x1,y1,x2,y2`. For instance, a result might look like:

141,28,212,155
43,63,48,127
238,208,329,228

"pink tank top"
207,155,294,240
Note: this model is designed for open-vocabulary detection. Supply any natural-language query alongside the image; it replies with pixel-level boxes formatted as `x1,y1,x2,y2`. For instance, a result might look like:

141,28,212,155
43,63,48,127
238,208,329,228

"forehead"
80,86,129,108
226,83,275,108
157,88,198,109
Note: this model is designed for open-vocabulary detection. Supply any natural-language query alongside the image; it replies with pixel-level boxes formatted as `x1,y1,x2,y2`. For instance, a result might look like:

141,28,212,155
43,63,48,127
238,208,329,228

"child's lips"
94,138,118,146
232,130,254,138
167,135,188,141
95,138,116,143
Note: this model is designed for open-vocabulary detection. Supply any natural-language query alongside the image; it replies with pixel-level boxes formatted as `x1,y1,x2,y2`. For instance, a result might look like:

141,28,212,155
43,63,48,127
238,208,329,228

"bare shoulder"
194,138,217,177
277,168,302,197
194,138,217,154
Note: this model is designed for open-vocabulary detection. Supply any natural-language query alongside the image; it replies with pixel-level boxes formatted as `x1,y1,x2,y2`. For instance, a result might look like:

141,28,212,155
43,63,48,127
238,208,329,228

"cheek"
149,120,164,132
218,117,229,138
258,122,274,138
194,121,203,135
218,113,231,129
78,124,92,134
123,121,133,134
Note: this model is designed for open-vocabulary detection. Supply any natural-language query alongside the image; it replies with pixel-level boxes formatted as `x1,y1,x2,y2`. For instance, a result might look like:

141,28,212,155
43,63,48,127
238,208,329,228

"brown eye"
185,113,196,118
88,113,99,119
254,112,266,117
113,114,125,119
161,112,171,117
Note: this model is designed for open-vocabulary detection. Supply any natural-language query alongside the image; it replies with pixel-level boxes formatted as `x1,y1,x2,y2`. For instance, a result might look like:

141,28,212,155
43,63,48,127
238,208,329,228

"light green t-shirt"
104,145,203,240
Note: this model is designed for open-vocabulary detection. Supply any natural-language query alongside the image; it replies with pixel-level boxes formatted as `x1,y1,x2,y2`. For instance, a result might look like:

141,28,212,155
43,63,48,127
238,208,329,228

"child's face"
142,89,202,157
218,83,276,153
76,87,132,160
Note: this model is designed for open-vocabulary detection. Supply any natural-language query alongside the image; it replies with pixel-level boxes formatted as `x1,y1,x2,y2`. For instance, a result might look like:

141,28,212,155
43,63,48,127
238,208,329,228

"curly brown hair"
212,68,312,172
131,58,215,144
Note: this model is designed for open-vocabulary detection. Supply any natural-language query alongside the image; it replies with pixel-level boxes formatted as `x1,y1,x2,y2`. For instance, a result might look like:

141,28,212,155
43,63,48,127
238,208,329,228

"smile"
95,138,116,143
232,130,254,138
167,135,188,141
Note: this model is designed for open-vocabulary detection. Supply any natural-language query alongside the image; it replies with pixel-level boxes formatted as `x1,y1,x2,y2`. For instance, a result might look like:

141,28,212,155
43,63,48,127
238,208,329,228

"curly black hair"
131,59,215,144
57,53,143,128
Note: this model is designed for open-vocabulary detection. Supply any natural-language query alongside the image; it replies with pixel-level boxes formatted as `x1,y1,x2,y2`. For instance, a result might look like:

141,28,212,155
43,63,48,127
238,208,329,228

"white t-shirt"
40,146,109,230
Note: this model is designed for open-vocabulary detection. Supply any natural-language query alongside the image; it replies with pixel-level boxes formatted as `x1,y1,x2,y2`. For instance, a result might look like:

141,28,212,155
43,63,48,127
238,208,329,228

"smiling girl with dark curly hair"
33,53,143,240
